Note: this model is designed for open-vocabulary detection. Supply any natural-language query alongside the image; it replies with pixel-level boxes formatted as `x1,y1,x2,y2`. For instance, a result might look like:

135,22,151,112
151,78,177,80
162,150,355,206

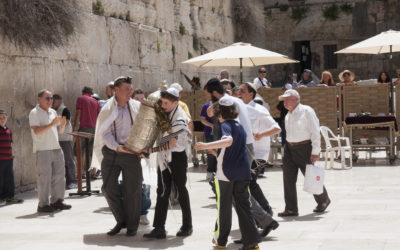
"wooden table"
68,131,100,196
344,116,398,164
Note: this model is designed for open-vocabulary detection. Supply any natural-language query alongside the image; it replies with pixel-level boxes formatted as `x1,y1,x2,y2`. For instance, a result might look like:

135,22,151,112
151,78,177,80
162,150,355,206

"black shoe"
239,244,260,250
107,223,126,236
265,206,273,216
234,239,243,244
6,197,23,204
37,205,55,213
143,227,166,239
50,200,72,210
126,229,137,236
261,220,279,237
176,226,193,237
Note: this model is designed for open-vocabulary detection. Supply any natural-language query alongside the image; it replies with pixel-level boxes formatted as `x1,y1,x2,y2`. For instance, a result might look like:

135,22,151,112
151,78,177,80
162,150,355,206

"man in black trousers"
93,76,142,236
278,89,331,217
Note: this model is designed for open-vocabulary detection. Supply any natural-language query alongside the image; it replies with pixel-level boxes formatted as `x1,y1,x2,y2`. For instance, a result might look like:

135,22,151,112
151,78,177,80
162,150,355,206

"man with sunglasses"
253,67,272,89
29,89,71,213
92,76,142,236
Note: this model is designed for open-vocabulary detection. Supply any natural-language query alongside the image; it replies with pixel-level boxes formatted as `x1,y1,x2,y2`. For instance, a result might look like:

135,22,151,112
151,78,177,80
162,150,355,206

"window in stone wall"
324,44,337,69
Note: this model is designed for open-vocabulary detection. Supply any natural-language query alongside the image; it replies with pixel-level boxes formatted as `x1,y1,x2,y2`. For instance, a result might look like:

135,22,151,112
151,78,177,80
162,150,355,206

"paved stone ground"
1,154,400,250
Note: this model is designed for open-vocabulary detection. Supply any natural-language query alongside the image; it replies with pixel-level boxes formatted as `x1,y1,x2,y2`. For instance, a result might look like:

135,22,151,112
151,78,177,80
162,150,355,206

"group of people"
283,68,400,89
0,66,333,250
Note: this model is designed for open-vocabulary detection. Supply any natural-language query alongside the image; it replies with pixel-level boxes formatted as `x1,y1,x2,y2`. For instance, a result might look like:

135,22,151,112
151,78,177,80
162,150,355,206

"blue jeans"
141,184,151,215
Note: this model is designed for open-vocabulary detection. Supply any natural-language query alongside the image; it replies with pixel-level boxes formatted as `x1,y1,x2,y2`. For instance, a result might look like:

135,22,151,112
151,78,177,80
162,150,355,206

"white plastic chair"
320,126,352,170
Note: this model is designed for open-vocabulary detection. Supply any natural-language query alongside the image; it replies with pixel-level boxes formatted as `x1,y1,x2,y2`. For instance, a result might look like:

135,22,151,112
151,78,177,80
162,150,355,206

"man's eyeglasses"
259,71,266,73
45,97,53,101
343,74,350,77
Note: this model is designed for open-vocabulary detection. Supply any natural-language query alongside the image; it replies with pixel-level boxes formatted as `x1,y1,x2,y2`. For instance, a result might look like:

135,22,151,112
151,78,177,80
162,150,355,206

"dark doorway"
293,41,312,77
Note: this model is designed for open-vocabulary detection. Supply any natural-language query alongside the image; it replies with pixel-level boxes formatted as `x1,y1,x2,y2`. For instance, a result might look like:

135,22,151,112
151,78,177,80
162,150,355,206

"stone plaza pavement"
1,156,400,250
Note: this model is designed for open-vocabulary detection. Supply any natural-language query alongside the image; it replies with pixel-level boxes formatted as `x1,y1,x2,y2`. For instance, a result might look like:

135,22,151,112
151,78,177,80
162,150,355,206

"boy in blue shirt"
195,99,260,250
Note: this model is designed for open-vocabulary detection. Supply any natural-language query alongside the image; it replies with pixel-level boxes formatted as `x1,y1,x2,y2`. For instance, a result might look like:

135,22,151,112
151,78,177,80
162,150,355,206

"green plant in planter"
323,4,340,21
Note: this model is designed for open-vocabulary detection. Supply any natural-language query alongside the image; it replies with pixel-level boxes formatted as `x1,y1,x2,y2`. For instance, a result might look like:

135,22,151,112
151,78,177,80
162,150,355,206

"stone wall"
0,0,242,191
263,0,400,85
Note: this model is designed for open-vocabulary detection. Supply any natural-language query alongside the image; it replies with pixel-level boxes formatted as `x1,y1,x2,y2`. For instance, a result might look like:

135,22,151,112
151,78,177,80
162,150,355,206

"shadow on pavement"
15,211,61,219
201,203,217,209
83,233,184,249
92,206,111,214
278,212,326,222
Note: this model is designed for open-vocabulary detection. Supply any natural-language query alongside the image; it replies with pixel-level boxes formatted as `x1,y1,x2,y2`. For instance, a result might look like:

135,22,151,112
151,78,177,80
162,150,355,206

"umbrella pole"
389,45,394,114
240,58,243,84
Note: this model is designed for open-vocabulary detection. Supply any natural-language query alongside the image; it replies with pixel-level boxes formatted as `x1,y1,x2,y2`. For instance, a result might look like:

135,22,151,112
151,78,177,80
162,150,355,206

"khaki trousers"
36,149,66,207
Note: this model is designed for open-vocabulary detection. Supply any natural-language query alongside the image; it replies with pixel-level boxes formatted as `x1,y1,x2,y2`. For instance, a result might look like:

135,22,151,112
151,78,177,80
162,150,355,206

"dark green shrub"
172,45,176,57
323,4,340,21
92,0,104,16
340,3,353,14
193,35,199,51
0,0,79,50
279,5,289,12
291,6,308,21
179,22,186,35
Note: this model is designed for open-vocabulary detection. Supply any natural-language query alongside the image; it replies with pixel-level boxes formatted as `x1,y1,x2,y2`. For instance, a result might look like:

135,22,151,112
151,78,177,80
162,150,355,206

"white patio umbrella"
335,30,400,112
182,42,298,83
335,29,400,55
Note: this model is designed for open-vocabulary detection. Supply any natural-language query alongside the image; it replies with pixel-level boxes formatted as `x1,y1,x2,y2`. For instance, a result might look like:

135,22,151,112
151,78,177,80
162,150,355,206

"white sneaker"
140,214,150,225
0,200,6,206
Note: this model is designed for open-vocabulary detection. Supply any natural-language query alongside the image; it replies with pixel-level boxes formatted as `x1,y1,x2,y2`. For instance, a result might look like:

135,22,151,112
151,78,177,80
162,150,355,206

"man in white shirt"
29,89,71,213
277,89,330,217
253,67,272,89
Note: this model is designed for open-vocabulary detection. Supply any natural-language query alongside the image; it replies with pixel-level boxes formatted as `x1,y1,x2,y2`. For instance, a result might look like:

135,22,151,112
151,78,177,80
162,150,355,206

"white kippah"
166,87,180,98
219,98,234,106
170,82,183,92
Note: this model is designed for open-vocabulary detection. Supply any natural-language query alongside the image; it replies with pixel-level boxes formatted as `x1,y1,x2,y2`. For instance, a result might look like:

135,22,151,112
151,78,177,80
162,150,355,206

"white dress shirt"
248,101,280,160
285,103,321,155
220,94,254,144
102,104,132,151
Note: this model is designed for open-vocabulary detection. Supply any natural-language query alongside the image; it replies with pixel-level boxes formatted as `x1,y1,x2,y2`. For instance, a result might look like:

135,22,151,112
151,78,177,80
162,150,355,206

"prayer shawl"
157,105,191,173
90,96,140,170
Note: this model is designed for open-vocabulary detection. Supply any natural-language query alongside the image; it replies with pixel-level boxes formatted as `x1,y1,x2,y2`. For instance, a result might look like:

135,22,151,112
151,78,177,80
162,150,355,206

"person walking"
142,88,193,239
277,89,331,217
195,99,260,250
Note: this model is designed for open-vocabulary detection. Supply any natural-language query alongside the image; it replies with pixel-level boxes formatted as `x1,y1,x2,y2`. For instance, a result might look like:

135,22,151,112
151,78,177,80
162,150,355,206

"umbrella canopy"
182,42,297,83
182,42,298,67
335,30,400,54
